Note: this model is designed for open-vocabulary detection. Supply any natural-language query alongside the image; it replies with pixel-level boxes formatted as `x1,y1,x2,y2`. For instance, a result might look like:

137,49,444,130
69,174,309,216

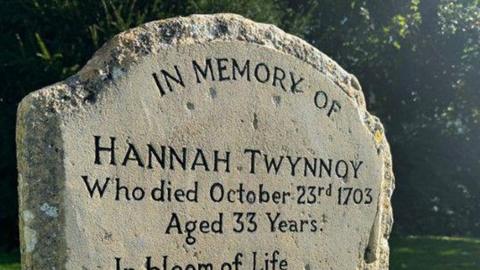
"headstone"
17,14,394,270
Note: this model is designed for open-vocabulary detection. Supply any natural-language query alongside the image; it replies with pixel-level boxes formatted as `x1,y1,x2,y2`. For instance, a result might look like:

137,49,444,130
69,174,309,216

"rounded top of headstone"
30,14,366,114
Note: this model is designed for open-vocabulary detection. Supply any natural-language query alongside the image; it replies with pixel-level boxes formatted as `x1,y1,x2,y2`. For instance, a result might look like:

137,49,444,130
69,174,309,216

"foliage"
280,0,480,237
0,0,479,250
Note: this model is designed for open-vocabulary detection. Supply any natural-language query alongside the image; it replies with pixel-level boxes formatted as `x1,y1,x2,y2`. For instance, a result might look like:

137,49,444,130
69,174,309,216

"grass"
390,235,480,269
0,252,20,270
1,235,479,269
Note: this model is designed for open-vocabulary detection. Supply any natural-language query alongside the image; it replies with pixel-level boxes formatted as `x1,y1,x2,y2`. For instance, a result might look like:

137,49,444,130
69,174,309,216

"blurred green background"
0,0,479,269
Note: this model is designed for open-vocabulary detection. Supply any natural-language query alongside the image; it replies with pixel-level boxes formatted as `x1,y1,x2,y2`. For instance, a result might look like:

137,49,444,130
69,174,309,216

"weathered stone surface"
17,14,394,270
